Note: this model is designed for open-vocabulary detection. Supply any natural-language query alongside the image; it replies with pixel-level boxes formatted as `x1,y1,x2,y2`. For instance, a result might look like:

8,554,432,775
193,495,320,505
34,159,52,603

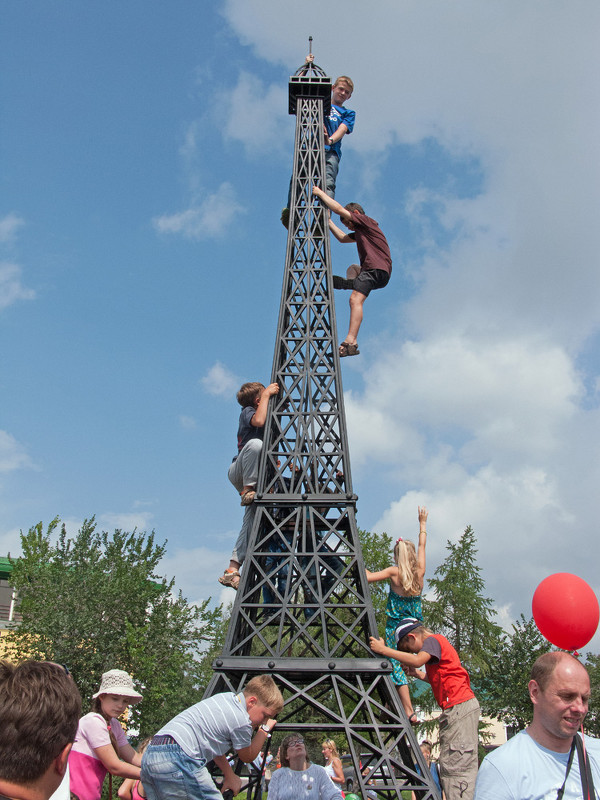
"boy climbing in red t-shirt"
312,185,392,358
370,617,480,800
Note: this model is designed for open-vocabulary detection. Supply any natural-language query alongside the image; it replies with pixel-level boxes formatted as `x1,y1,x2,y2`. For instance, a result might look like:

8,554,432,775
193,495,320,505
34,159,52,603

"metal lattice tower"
204,54,439,800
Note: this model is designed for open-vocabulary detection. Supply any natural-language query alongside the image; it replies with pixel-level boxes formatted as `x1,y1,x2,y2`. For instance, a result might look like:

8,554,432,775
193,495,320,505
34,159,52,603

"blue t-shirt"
236,405,265,454
325,104,355,159
475,730,600,800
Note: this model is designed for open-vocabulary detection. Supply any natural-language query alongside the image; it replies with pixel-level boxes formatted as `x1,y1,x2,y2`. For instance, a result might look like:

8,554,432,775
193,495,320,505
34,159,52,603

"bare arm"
331,756,345,785
236,720,277,763
327,123,349,147
328,218,354,243
251,383,279,428
416,506,428,586
117,742,142,766
312,185,352,223
369,637,432,668
93,744,141,779
118,779,135,800
214,756,243,797
366,566,396,583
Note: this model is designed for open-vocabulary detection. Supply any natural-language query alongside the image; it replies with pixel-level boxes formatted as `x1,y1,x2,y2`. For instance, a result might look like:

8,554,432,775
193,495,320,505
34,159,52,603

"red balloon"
532,573,599,650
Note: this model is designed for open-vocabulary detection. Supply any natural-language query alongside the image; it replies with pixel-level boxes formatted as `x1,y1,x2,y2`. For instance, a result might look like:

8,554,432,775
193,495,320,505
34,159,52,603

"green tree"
478,614,549,730
359,527,394,636
6,517,226,736
424,525,503,682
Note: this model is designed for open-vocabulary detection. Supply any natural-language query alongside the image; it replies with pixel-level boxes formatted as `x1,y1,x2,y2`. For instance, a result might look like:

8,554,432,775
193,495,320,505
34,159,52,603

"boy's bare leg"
344,290,367,345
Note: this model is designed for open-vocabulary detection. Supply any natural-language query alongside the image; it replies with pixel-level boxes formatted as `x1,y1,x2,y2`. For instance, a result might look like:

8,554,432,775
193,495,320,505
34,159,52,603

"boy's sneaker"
280,208,290,229
333,275,355,290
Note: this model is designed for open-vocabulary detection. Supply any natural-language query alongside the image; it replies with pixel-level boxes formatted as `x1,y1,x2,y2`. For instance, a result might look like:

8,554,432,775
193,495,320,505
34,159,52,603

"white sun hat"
92,669,143,703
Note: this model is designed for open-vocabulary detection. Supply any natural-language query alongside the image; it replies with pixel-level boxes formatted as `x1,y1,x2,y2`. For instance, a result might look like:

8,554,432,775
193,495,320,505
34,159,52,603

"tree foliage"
424,525,503,684
359,527,394,637
478,614,549,730
6,517,227,737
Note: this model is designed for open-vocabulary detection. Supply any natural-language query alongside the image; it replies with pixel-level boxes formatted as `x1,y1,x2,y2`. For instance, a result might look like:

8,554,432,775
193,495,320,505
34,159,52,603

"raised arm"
312,185,352,223
251,383,279,428
416,506,428,584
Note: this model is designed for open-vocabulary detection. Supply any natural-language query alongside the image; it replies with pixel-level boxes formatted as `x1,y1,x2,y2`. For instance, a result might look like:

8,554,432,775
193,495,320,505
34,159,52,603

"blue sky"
2,1,600,648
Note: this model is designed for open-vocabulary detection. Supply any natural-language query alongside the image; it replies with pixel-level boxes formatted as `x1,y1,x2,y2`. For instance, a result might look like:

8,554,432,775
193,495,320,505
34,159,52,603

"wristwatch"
260,724,271,733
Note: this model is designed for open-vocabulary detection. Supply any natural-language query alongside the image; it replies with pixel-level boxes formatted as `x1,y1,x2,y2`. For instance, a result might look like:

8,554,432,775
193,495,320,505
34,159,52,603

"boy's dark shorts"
353,268,390,297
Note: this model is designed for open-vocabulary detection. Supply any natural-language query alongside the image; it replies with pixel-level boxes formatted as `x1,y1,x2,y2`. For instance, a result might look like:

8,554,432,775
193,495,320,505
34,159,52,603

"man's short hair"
236,382,264,408
345,202,365,215
333,75,354,93
243,674,284,714
0,660,81,784
530,651,577,691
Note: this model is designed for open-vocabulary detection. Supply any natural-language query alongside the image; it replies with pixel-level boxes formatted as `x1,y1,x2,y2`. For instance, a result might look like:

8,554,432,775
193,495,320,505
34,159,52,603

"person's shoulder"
481,731,530,767
79,711,105,728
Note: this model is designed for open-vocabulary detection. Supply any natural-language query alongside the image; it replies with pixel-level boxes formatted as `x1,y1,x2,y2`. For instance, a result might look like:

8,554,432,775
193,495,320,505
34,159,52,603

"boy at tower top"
313,185,392,358
281,57,355,227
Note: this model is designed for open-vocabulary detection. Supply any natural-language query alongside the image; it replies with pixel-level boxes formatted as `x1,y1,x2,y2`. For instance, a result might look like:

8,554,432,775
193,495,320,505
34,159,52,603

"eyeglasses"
287,738,305,747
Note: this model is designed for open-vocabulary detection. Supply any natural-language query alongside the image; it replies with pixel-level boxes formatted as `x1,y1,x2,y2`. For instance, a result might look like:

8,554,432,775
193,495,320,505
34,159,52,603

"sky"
2,1,600,650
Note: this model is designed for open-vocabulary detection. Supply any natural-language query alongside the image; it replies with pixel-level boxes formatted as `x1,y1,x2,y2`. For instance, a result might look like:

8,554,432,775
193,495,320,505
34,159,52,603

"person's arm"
416,506,428,587
330,757,345,785
312,186,352,223
365,566,396,583
328,218,354,243
369,638,432,669
93,744,141,779
236,720,277,763
326,123,349,147
214,755,243,797
116,742,142,766
117,779,135,800
251,383,279,428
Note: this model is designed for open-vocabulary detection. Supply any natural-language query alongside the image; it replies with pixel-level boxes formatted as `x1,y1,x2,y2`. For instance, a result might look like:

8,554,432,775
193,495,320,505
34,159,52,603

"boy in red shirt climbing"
370,617,480,800
312,185,391,358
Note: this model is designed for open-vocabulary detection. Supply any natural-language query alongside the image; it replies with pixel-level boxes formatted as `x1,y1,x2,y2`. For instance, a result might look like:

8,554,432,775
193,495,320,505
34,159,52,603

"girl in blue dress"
366,506,428,724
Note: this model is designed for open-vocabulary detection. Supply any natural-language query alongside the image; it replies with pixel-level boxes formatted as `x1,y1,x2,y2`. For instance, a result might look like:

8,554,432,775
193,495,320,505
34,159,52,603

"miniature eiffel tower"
204,47,440,800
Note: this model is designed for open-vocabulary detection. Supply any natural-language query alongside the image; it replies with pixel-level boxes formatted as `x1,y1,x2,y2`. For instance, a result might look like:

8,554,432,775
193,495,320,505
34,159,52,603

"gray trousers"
439,696,480,800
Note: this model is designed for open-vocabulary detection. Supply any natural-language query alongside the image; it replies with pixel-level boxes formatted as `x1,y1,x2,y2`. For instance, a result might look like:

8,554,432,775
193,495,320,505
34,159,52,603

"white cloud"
99,511,155,532
201,361,239,397
0,431,34,474
153,182,244,240
179,415,198,431
0,262,35,310
160,542,235,606
0,214,25,243
218,71,289,155
217,0,600,635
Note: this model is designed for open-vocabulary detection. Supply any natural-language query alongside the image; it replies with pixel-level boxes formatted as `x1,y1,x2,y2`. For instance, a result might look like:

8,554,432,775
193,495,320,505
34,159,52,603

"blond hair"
243,675,284,714
322,739,340,759
393,538,421,594
334,75,354,93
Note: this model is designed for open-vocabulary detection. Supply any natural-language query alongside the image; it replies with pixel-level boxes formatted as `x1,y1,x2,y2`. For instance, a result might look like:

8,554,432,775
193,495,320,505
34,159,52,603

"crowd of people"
2,640,600,800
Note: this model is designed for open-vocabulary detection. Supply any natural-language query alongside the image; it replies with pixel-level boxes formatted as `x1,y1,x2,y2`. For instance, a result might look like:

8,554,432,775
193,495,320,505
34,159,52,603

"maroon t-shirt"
350,212,392,275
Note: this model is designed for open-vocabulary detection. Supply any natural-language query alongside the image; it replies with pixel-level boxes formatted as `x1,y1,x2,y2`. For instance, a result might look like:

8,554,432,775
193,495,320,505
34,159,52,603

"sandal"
218,570,240,589
339,341,360,358
408,713,421,726
240,490,256,506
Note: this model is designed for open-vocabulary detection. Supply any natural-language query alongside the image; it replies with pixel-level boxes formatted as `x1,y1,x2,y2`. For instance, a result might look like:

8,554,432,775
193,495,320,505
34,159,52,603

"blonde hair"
243,675,284,714
322,739,340,759
334,75,354,93
393,538,421,594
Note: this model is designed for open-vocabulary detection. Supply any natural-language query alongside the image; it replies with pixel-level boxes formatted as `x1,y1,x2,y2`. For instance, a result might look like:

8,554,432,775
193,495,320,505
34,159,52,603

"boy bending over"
142,675,283,800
